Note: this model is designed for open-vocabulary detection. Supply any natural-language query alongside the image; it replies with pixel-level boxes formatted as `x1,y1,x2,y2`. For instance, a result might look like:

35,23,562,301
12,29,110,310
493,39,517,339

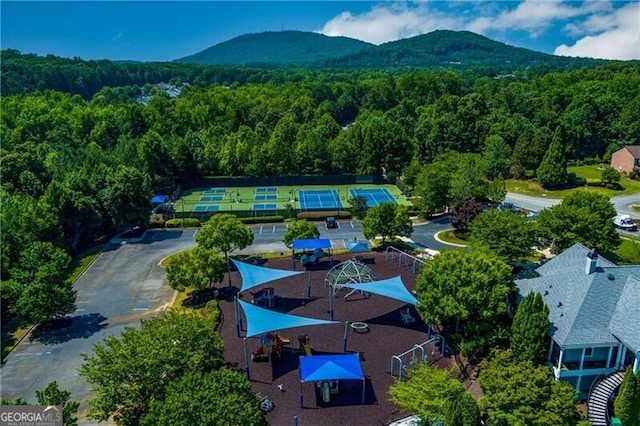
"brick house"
610,145,640,173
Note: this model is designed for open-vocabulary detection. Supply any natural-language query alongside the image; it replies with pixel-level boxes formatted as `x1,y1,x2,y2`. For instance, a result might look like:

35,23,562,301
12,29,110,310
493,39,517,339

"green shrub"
165,218,201,228
239,215,284,224
296,211,351,220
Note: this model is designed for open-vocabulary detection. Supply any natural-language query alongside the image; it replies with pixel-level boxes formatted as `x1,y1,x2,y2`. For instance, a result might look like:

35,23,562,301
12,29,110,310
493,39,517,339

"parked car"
613,214,637,231
325,216,338,228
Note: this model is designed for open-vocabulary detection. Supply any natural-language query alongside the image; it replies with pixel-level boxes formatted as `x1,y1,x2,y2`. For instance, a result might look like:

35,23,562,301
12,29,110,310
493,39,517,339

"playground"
175,183,411,218
215,251,453,425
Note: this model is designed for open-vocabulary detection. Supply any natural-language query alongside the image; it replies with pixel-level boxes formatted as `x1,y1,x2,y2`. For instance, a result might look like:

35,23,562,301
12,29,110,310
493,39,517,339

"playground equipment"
300,248,326,266
317,380,339,402
251,333,290,362
400,307,416,324
298,334,312,356
390,335,445,380
251,287,276,308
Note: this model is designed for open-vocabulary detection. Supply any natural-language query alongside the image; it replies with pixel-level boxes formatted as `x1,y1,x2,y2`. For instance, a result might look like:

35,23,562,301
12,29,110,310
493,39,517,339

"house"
516,243,640,397
610,145,640,173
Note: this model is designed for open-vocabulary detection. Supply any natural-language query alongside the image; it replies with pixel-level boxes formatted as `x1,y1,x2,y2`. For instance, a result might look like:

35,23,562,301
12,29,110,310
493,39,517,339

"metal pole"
244,337,250,380
329,285,334,321
235,297,241,337
343,321,349,352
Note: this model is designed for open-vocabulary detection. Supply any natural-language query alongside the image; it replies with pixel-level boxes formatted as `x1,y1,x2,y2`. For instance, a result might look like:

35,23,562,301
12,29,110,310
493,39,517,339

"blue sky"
2,1,638,62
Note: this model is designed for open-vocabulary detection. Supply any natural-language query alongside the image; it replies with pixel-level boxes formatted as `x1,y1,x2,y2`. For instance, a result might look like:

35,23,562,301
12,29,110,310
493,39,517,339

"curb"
433,229,469,248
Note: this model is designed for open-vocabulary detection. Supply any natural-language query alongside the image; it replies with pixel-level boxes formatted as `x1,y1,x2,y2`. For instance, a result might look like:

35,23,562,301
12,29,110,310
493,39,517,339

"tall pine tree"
511,292,550,365
536,126,568,188
614,366,640,426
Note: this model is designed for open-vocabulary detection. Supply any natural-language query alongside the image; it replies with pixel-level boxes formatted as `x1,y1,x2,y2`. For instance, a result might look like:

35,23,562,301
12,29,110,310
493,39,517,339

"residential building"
516,243,640,398
610,145,640,174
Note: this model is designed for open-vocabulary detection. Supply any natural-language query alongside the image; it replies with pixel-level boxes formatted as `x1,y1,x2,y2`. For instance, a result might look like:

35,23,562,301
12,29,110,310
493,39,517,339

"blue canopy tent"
237,300,338,378
150,194,168,205
299,354,365,407
292,239,333,270
231,259,306,335
347,241,369,253
328,275,417,320
231,259,304,293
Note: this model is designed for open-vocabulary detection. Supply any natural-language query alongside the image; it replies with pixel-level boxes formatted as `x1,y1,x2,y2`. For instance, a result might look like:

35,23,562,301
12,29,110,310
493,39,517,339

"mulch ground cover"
216,251,455,426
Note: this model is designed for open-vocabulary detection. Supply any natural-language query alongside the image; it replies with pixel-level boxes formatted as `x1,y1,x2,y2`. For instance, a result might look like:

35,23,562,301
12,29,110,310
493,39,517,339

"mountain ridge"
176,29,606,70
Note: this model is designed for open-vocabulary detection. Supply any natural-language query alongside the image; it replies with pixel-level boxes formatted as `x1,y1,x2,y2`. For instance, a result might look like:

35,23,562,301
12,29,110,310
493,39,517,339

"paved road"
505,192,640,219
239,217,451,255
0,230,198,424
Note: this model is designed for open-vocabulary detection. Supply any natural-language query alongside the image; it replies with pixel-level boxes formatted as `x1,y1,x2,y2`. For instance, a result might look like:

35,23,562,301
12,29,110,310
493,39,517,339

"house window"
585,348,593,357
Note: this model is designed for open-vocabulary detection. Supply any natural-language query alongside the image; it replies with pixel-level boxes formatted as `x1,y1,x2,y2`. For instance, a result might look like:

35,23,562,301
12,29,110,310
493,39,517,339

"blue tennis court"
200,195,224,202
252,203,278,211
194,205,220,212
256,187,277,193
299,189,344,211
349,188,398,207
254,194,277,201
203,188,226,195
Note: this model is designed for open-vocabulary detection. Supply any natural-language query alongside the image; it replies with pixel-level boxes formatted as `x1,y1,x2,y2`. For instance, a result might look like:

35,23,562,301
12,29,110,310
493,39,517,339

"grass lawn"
614,237,640,265
436,230,469,247
506,165,640,198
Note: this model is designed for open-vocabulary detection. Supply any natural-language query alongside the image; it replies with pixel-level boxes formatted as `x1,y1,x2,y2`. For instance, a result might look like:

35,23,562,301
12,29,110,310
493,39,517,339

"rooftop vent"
558,302,563,307
607,273,615,280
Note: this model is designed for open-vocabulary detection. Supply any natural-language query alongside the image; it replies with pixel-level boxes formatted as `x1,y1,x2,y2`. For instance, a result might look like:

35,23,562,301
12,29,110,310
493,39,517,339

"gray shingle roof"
516,244,640,352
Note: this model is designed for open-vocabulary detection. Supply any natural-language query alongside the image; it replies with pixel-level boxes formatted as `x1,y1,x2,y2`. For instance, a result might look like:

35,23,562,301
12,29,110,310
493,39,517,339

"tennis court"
202,188,227,195
349,188,398,207
255,187,278,193
194,205,220,212
200,195,225,202
254,194,277,201
298,189,344,211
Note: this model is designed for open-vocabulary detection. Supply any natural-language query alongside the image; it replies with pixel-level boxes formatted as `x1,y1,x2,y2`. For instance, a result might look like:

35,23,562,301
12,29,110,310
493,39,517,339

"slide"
302,342,312,356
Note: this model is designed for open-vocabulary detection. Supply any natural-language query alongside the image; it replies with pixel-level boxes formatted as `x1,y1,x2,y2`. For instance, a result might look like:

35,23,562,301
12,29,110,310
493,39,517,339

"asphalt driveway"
0,229,197,424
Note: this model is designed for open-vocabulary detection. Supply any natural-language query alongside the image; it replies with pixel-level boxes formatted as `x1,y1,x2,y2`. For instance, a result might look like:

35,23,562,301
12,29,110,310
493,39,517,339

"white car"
613,214,637,231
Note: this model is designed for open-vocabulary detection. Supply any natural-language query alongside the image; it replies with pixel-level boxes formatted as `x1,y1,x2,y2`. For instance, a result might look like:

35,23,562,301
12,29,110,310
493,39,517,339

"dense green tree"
80,310,224,426
100,165,152,229
140,369,266,426
482,135,511,180
536,191,620,253
2,241,76,323
389,363,465,424
536,127,568,188
613,366,640,426
510,293,550,365
348,195,368,219
195,214,254,286
601,166,621,186
361,202,412,245
486,177,506,204
446,153,489,205
283,220,320,248
415,249,513,334
35,381,80,426
469,210,536,263
414,161,451,216
445,390,480,426
450,199,484,233
479,351,581,425
165,247,225,294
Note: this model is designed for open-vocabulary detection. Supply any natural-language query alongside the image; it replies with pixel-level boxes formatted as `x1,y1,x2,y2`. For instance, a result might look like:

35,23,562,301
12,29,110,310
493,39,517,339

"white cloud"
317,1,639,59
318,2,463,45
554,2,640,60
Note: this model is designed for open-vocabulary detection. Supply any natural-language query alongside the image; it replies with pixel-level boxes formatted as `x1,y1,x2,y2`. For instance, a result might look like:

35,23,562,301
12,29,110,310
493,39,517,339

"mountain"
176,30,373,66
177,29,604,70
